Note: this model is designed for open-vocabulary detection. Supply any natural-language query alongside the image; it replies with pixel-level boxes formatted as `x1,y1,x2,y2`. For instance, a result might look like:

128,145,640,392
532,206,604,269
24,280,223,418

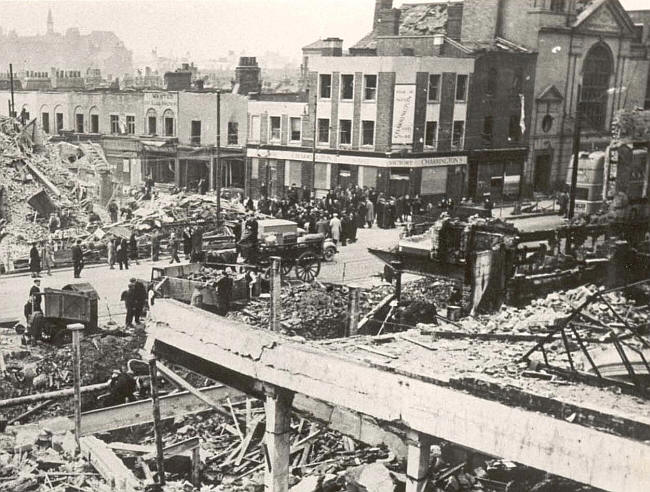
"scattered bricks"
12,423,40,453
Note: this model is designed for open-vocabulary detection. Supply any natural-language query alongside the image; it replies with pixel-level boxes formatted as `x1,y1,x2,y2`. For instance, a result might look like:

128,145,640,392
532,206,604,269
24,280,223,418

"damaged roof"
350,1,452,52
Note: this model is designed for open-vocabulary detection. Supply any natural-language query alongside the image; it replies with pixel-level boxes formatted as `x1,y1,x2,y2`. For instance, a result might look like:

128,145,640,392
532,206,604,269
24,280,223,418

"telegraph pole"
9,64,15,117
567,103,582,220
216,90,221,224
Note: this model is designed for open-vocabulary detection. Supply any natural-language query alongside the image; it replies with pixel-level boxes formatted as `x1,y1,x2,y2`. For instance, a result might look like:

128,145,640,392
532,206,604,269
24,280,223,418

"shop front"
468,148,527,202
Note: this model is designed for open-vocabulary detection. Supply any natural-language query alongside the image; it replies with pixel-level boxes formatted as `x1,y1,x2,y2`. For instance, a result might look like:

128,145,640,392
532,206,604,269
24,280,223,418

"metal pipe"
216,90,221,224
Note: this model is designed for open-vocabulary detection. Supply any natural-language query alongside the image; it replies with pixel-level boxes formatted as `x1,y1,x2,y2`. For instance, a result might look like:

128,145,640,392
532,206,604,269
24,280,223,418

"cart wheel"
281,261,294,276
295,252,321,282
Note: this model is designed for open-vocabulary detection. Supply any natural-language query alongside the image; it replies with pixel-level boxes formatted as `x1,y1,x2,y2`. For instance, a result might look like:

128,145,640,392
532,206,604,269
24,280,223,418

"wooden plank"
107,442,153,454
142,436,200,461
149,300,650,492
32,384,244,436
80,436,141,492
235,414,265,466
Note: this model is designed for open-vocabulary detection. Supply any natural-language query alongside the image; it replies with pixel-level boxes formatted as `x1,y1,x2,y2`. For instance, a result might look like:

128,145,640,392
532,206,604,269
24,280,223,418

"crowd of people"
249,184,429,245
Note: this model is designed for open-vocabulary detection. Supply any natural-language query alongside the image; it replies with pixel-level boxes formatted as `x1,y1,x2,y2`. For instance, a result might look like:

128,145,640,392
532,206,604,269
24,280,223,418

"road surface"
0,226,401,325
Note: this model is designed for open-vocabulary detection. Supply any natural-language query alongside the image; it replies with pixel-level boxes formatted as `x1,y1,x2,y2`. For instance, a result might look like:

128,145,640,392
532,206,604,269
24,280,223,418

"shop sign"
392,85,416,144
144,91,178,111
390,155,467,168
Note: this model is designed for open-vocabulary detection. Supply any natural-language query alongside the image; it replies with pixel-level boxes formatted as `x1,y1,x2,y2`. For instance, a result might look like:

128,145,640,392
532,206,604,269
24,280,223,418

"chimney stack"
376,8,401,36
373,0,394,30
235,57,261,95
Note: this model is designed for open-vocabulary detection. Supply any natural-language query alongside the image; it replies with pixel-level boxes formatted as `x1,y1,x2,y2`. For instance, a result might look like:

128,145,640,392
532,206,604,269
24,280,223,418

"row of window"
315,118,376,146
318,74,377,101
317,73,471,103
40,111,240,145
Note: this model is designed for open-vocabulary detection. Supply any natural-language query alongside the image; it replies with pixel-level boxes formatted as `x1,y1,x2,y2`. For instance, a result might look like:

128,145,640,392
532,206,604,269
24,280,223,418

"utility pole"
216,90,221,224
9,64,15,117
567,103,582,220
310,89,317,171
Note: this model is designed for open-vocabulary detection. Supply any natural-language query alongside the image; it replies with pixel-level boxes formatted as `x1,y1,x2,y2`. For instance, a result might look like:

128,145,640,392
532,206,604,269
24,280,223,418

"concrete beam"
406,430,432,492
148,300,650,492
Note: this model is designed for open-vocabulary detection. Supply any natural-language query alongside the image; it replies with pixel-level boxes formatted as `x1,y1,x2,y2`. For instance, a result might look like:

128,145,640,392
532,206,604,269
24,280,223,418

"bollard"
67,323,85,454
390,260,403,302
269,257,281,332
348,287,360,337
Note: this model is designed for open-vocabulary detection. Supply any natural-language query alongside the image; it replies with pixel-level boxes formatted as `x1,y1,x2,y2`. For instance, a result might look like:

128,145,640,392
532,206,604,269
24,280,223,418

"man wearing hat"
29,279,42,313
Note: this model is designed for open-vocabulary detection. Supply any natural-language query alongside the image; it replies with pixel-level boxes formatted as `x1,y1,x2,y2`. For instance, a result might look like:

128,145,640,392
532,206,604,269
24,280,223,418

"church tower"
47,9,54,34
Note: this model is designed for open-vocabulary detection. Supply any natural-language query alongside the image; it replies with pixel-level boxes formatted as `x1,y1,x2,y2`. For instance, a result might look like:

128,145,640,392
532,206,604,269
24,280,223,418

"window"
191,120,201,145
56,113,63,132
428,74,441,101
455,74,468,101
582,44,613,130
249,115,260,141
126,115,135,135
550,0,565,12
341,74,354,100
319,74,331,99
425,121,437,148
452,121,465,149
228,121,239,145
318,118,329,143
486,68,497,96
482,116,493,145
364,75,377,100
339,119,352,145
110,114,119,134
290,117,301,141
148,116,157,135
91,114,99,133
41,113,49,133
508,114,521,142
76,114,84,133
542,114,554,133
163,110,175,136
270,116,281,141
362,120,374,146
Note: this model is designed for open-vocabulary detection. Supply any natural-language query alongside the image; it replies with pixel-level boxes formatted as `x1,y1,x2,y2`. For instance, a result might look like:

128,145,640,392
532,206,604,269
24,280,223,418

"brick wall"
460,0,500,45
438,72,456,151
352,71,363,150
375,72,396,152
280,114,288,146
412,72,429,153
329,72,340,148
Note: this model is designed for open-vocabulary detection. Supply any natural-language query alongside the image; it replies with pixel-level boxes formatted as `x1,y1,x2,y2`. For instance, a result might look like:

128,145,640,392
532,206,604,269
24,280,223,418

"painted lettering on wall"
391,85,416,145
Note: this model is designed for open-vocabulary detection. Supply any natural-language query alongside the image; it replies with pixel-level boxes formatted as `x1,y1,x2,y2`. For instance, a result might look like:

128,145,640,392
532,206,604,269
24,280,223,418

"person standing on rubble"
107,199,119,223
71,239,84,278
150,230,160,262
182,227,192,260
129,232,139,265
48,213,59,234
40,240,52,275
169,230,181,264
29,242,41,278
216,269,234,316
122,278,147,328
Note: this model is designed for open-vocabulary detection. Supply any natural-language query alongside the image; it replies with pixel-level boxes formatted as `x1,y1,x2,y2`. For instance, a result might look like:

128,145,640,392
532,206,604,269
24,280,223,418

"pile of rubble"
226,283,393,339
0,329,146,422
439,283,650,337
0,117,108,265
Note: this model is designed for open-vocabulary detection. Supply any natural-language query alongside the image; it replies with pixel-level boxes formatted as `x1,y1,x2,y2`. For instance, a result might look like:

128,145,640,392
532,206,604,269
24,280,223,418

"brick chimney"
376,8,401,36
373,0,394,29
322,37,343,56
461,0,501,45
235,57,261,95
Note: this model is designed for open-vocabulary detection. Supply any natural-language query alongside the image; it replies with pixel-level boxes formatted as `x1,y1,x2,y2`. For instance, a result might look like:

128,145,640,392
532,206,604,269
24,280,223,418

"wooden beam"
148,300,650,492
264,385,293,492
155,359,235,423
33,385,244,437
80,436,141,492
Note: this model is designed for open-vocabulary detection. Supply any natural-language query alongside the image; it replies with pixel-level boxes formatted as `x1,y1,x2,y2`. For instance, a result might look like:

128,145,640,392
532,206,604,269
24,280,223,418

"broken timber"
146,299,650,492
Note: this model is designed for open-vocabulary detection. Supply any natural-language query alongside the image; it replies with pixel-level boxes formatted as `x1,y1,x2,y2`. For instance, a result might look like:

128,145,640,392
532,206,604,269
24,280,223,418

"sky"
0,0,648,63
